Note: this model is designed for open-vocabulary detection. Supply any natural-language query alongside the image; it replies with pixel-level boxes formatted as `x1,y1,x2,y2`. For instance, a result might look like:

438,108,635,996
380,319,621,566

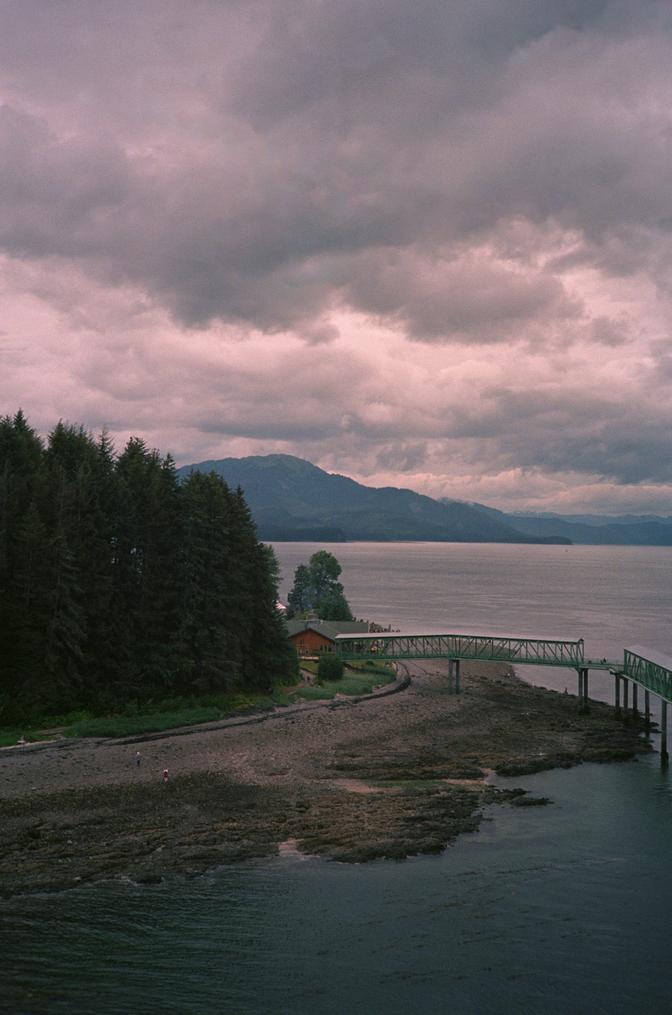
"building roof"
286,618,369,641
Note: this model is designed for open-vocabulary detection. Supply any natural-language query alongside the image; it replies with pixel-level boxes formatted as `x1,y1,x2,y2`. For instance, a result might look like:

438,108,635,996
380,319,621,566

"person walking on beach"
162,768,169,783
135,751,142,767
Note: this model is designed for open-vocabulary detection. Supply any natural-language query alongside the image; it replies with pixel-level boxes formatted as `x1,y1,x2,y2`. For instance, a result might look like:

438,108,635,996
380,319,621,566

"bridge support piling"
577,668,589,713
632,683,638,720
661,699,668,766
623,679,629,720
454,658,461,695
615,675,621,717
644,690,651,731
448,658,454,694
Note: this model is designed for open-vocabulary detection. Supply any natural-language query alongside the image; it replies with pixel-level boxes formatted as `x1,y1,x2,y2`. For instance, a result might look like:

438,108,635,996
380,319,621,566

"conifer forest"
0,411,296,722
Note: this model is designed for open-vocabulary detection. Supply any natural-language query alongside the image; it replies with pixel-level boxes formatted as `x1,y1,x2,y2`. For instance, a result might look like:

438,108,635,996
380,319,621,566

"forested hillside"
0,412,295,722
177,454,569,543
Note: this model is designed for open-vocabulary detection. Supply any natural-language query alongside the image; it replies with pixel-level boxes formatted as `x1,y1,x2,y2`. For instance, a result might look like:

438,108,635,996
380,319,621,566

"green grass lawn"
290,659,396,701
0,729,48,748
0,661,397,744
0,696,274,744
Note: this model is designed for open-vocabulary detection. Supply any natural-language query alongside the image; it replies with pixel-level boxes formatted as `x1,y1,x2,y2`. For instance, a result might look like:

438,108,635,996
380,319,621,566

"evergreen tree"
178,471,240,693
286,550,353,621
0,413,47,717
42,526,86,704
286,564,311,617
239,517,297,690
0,412,296,719
40,423,97,703
133,452,184,693
0,459,12,692
5,503,53,713
111,437,160,696
77,429,120,699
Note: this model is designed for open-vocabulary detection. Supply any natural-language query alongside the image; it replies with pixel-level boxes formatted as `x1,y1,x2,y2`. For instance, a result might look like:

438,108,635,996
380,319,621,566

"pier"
336,631,672,765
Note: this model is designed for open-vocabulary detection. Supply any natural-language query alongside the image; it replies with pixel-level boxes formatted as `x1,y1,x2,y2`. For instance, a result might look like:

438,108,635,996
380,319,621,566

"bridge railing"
623,647,672,703
336,632,585,668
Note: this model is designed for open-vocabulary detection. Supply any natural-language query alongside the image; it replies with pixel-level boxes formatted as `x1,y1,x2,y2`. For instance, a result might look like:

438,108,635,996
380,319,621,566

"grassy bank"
300,659,396,699
0,662,397,744
0,729,59,748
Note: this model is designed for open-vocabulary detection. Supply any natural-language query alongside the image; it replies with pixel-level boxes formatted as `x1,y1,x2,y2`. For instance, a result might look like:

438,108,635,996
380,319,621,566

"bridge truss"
335,631,585,668
622,647,672,703
335,630,672,763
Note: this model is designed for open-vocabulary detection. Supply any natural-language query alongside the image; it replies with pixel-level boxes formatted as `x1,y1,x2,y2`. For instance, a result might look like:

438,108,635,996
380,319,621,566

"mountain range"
467,504,672,546
176,454,567,543
176,454,672,545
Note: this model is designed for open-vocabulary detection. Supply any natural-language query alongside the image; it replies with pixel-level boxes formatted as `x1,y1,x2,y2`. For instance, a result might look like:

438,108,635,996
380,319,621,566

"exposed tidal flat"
0,660,649,898
4,543,672,1014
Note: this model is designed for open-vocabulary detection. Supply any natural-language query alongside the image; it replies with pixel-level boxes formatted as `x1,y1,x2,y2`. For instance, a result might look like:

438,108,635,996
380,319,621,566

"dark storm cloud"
340,249,581,342
480,389,672,485
1,0,670,334
0,106,132,260
1,0,672,508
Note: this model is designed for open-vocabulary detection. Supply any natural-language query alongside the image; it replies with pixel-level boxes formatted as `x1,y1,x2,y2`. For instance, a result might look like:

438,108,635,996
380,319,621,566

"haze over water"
4,543,672,1014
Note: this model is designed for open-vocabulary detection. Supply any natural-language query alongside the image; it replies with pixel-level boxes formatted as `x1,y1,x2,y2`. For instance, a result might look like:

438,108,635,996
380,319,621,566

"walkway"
336,631,672,762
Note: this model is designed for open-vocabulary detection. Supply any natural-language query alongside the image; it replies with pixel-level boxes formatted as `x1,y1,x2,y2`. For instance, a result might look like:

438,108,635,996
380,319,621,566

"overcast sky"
1,1,671,513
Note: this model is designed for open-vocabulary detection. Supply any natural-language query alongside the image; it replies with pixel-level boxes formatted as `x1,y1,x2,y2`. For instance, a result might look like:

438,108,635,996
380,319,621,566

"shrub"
317,653,344,682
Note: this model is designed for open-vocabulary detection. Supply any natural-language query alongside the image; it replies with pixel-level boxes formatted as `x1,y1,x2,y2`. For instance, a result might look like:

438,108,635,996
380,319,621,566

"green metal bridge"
336,631,587,668
335,631,672,761
622,647,672,702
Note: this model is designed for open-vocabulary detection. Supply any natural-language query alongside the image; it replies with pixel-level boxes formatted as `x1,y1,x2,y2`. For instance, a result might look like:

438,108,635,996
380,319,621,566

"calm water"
276,542,672,702
4,543,672,1014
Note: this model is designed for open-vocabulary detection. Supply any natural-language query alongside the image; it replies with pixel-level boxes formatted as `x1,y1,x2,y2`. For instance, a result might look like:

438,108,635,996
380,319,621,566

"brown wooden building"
286,618,369,657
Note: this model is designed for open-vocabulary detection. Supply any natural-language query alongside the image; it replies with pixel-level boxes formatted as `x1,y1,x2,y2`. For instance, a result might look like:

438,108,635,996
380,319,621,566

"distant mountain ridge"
464,503,672,546
509,511,672,528
176,454,568,544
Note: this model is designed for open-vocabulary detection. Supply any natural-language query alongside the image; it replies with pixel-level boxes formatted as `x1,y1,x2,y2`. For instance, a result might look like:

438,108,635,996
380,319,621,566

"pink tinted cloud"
0,1,671,511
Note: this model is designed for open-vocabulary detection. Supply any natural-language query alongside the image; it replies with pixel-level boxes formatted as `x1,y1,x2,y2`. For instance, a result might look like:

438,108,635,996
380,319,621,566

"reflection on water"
4,543,672,1014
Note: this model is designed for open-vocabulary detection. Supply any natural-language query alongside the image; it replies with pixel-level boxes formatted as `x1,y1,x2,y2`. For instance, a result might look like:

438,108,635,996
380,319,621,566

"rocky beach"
0,663,651,898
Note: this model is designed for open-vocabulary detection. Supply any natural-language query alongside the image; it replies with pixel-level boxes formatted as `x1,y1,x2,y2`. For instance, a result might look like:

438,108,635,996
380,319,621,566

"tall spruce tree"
178,472,240,693
228,487,296,690
286,550,353,621
0,413,48,717
286,564,311,617
127,450,183,694
41,423,96,704
246,541,297,689
0,413,295,719
74,430,118,701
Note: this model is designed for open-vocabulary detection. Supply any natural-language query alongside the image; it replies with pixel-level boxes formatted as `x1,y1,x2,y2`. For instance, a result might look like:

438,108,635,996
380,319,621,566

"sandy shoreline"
0,662,651,897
